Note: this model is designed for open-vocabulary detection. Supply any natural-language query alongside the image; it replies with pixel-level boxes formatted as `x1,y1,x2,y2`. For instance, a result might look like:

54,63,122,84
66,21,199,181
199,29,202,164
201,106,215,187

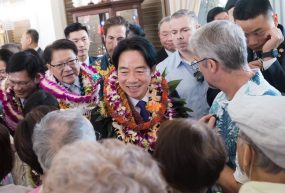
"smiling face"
117,50,152,100
235,14,276,51
68,30,90,62
8,70,39,99
49,49,80,85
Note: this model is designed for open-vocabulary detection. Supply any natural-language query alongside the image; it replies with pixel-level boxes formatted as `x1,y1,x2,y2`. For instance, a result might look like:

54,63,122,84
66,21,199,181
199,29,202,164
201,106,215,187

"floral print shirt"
209,70,281,168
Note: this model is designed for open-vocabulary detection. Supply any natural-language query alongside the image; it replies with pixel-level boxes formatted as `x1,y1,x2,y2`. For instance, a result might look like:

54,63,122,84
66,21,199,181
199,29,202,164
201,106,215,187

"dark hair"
128,23,145,37
233,0,273,20
154,118,226,193
64,23,88,38
43,44,52,65
0,49,13,64
225,0,238,11
1,43,21,54
45,39,78,64
0,124,14,180
103,16,129,36
6,49,44,79
112,36,157,69
26,29,39,44
23,90,59,115
14,105,58,175
207,7,227,22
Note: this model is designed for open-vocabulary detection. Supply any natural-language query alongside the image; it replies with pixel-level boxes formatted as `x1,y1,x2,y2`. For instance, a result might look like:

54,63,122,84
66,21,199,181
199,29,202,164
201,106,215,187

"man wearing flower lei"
92,37,190,152
92,16,128,78
0,50,44,132
40,39,101,118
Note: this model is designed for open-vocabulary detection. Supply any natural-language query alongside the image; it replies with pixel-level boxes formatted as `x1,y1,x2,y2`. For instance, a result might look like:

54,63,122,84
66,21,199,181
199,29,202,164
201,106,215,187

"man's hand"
262,27,284,53
248,59,263,69
199,114,216,128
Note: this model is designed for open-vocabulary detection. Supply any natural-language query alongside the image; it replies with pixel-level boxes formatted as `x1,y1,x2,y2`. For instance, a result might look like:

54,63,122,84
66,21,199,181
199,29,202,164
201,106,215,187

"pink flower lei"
40,64,101,109
0,79,24,130
104,70,175,151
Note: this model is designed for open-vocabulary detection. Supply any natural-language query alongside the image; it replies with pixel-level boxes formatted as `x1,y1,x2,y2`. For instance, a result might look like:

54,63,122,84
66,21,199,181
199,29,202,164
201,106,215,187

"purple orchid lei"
40,64,101,108
104,70,175,151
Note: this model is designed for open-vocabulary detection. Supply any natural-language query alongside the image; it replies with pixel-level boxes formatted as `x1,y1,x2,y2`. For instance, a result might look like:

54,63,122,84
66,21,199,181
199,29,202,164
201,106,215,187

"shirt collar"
165,48,175,56
61,76,80,89
174,51,193,68
80,56,90,66
34,46,40,51
129,94,149,107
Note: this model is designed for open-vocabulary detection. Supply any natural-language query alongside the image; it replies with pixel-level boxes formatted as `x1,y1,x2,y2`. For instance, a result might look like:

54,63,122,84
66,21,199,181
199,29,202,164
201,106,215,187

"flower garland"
0,79,24,130
92,56,116,78
103,70,174,151
40,64,101,118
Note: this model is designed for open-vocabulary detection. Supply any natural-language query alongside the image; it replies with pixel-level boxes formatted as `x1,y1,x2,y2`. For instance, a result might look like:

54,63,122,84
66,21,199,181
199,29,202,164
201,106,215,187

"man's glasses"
9,79,33,87
50,58,78,69
189,58,209,82
190,58,217,82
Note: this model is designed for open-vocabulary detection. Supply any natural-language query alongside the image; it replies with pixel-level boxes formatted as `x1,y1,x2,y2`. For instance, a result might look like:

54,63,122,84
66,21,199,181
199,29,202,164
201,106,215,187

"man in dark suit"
156,16,176,63
234,0,285,93
20,29,44,58
64,23,97,66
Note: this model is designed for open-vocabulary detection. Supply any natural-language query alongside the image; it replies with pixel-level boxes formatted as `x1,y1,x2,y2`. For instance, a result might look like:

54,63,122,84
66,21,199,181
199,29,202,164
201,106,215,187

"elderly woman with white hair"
229,96,285,193
43,139,168,193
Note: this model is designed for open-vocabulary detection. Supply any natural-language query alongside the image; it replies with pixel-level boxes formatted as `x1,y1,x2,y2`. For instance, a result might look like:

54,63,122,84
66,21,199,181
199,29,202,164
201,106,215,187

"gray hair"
239,131,284,174
158,16,171,31
189,20,248,70
44,139,168,193
171,9,198,24
32,109,96,172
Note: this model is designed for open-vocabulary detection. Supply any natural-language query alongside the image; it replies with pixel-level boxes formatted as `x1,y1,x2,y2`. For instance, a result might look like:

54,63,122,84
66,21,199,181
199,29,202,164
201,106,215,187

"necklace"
0,79,24,130
103,70,174,151
40,64,101,112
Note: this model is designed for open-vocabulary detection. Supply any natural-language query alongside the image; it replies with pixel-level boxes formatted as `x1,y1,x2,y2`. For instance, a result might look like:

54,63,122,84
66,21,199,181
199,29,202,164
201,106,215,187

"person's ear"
151,66,156,75
208,59,218,73
34,73,42,84
27,36,32,45
272,13,279,27
242,144,254,176
47,64,51,70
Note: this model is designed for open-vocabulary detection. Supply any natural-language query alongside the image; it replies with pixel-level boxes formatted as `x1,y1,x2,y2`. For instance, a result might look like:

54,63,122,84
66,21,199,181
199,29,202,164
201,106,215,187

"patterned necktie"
136,100,150,121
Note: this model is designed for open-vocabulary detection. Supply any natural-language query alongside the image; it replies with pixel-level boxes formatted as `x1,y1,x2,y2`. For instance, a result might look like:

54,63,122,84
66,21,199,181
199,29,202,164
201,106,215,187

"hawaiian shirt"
209,70,281,168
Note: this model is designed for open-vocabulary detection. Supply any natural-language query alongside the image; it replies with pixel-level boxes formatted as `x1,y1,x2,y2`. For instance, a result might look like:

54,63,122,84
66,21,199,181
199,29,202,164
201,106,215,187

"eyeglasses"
9,79,33,87
50,58,78,69
191,58,210,67
188,58,209,83
190,58,217,82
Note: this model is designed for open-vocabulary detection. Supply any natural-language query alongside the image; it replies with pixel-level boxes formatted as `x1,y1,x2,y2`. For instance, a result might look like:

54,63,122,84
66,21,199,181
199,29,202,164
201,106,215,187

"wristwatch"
261,49,278,59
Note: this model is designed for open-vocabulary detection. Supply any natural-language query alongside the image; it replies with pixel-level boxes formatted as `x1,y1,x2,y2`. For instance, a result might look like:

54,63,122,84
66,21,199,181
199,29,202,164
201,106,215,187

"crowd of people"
0,0,284,193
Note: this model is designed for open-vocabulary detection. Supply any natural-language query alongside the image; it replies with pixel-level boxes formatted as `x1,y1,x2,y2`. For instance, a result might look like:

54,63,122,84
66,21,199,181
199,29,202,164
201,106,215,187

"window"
198,0,227,24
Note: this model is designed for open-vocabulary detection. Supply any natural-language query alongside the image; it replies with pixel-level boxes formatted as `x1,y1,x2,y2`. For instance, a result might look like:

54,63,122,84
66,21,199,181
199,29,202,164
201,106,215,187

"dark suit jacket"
156,48,169,64
37,47,44,58
247,24,285,93
89,56,97,66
